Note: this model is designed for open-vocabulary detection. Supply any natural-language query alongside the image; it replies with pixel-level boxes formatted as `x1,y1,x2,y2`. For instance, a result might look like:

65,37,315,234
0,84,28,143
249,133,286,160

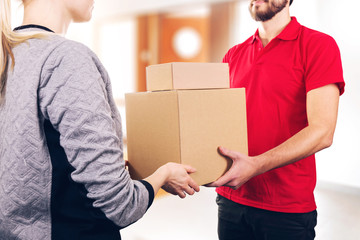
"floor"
121,182,360,240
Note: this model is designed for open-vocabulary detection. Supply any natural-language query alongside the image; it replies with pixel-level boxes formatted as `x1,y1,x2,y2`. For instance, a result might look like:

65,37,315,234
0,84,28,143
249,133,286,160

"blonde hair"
0,0,47,101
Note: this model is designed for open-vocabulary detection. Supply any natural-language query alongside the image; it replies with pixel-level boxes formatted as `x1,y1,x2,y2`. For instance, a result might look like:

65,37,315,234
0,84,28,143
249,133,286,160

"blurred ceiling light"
172,27,202,59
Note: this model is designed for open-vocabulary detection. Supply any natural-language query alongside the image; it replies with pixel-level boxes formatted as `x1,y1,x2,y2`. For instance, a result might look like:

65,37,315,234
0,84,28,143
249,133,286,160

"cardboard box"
125,88,247,185
146,62,230,91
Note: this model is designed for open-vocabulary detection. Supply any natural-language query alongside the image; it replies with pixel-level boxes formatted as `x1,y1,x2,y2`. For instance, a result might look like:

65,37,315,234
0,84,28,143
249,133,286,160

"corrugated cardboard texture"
146,62,230,91
125,88,247,186
146,64,173,91
125,91,181,180
178,88,247,185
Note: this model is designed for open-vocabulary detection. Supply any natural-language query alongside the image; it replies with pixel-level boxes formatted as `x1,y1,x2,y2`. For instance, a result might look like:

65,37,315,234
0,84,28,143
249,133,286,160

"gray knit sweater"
0,27,152,240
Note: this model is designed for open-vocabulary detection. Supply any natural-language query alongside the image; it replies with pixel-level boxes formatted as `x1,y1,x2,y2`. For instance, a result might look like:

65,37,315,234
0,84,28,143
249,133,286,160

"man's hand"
207,147,261,190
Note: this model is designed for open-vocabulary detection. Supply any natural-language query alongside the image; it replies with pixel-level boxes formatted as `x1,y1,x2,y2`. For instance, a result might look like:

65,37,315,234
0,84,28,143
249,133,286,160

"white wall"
292,0,360,189
309,0,360,189
234,0,360,189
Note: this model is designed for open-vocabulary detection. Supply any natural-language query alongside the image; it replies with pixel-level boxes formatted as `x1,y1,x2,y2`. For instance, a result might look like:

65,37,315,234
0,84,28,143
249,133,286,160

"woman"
0,0,200,239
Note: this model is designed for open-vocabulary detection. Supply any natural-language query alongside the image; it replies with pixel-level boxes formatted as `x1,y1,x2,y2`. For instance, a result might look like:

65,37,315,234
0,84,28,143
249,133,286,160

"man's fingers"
218,146,240,160
207,172,232,187
226,179,242,190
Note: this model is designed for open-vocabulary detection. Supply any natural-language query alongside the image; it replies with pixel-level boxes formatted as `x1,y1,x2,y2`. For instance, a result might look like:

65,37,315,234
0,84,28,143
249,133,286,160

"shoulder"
40,35,106,78
297,25,342,69
299,25,339,50
38,35,110,91
45,35,100,67
223,35,253,63
13,34,101,70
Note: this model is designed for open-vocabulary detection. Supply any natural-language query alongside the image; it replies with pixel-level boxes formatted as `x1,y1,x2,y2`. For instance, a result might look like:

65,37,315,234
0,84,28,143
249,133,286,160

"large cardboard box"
146,62,230,91
125,88,247,185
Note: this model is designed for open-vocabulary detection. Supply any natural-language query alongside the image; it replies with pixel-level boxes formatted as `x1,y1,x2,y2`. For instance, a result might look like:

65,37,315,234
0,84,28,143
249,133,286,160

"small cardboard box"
146,62,230,91
125,88,247,185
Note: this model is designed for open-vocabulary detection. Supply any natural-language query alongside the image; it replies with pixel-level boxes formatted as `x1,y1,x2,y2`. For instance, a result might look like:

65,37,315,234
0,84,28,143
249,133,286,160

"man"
208,0,345,239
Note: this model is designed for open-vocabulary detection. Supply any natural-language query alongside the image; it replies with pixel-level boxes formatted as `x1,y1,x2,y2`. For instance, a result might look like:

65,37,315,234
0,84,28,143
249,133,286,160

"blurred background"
12,0,360,239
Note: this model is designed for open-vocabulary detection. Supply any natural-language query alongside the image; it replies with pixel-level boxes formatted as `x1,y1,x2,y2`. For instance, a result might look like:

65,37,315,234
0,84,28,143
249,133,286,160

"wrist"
144,164,169,194
252,155,267,176
156,164,170,185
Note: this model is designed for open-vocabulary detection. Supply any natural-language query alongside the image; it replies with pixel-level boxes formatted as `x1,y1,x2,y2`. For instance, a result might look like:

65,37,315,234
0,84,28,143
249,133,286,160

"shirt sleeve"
304,33,345,95
38,40,154,228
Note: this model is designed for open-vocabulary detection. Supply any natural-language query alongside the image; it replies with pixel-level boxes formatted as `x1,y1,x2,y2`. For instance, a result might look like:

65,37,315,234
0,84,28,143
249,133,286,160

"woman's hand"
161,163,200,198
145,162,200,198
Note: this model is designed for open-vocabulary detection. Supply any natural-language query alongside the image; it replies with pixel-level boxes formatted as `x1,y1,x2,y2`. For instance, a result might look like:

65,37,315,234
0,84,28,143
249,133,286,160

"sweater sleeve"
38,40,154,228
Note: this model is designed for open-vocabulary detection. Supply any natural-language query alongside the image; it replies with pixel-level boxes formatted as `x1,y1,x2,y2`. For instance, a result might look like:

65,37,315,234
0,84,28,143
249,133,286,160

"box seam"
175,91,182,163
171,63,174,89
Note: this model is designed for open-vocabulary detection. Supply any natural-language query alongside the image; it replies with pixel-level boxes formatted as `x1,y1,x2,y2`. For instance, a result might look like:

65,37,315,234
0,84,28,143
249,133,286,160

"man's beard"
249,0,288,22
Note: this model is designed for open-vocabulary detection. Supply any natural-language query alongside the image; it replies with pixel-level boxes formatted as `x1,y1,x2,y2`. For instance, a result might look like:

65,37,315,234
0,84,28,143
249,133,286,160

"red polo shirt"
216,17,345,213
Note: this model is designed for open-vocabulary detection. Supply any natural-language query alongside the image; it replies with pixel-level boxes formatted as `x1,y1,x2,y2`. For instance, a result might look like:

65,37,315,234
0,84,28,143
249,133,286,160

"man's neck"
258,8,291,47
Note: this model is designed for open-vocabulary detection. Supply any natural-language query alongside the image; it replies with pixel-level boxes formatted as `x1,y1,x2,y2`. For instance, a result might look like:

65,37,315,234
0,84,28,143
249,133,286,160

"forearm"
255,124,334,175
255,84,340,175
144,165,168,194
208,123,336,189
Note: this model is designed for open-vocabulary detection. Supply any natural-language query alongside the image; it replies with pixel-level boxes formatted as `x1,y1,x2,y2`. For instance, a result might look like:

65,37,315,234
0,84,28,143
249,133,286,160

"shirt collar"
250,17,301,44
14,24,55,33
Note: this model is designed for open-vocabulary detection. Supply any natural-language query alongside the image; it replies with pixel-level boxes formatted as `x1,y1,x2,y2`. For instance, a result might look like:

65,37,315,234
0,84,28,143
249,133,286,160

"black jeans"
216,194,317,240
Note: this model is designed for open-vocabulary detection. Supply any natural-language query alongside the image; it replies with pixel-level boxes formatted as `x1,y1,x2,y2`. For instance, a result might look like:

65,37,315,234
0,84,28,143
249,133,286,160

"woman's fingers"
188,176,200,192
182,164,197,174
177,191,186,199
